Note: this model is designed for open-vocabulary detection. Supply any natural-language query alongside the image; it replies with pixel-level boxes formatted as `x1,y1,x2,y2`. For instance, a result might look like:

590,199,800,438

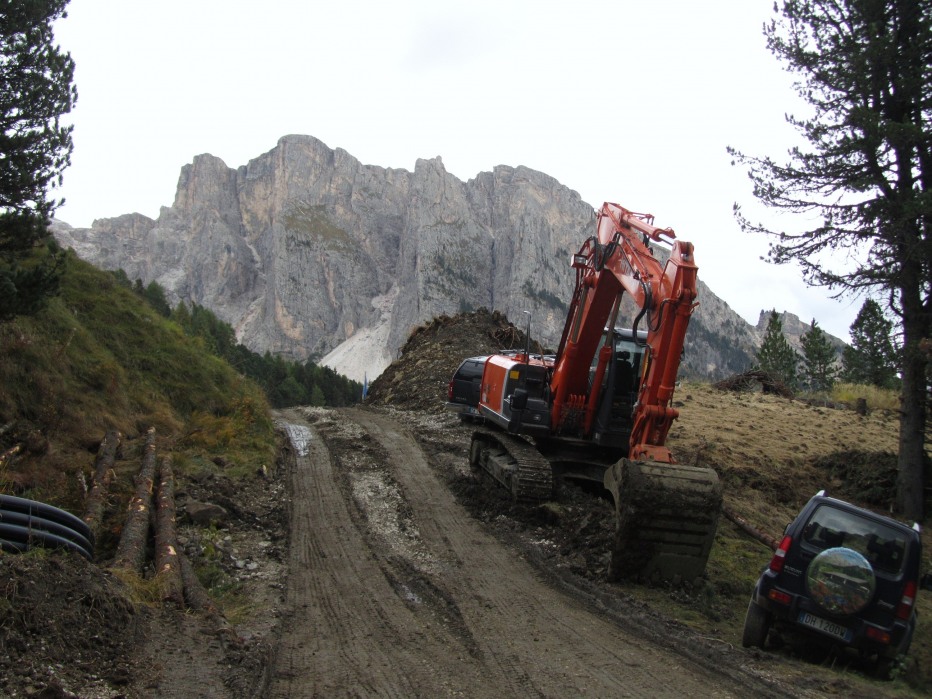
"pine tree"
841,299,899,389
0,0,77,320
171,300,191,330
799,319,837,393
729,0,930,518
757,310,799,388
143,281,171,317
309,385,326,407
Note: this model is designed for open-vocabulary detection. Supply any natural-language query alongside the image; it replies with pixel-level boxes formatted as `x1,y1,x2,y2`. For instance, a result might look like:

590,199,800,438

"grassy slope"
653,382,932,694
0,251,276,511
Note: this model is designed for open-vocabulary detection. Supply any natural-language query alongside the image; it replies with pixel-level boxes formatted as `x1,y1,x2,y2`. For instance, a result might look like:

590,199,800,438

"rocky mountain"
755,310,847,356
53,134,821,382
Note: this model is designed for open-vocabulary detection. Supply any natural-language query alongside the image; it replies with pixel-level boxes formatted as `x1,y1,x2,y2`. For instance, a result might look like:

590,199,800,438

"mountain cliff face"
54,134,781,382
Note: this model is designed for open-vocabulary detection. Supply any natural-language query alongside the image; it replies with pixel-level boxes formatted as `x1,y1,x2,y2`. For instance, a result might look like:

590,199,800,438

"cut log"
722,504,779,551
111,427,157,572
82,430,122,544
178,549,222,616
179,550,240,646
154,456,184,606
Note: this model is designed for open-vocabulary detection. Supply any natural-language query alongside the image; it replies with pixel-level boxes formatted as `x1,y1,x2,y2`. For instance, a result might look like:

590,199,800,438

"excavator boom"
551,203,698,459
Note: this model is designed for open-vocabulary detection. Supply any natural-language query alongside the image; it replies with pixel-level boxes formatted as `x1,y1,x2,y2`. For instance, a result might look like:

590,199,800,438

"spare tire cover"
806,547,875,615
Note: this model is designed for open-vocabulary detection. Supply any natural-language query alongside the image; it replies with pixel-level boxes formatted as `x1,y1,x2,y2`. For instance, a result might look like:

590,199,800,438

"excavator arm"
550,202,698,462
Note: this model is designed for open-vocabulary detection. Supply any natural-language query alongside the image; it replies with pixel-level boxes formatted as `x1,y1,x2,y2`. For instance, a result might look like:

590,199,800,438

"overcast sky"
51,0,867,341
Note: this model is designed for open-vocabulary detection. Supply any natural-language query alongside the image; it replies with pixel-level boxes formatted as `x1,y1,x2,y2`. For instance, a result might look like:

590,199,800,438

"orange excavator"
463,202,722,583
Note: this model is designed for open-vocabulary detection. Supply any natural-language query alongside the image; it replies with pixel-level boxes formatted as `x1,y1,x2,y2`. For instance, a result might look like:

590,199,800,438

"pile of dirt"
0,554,139,698
442,465,618,580
365,308,545,412
811,450,899,507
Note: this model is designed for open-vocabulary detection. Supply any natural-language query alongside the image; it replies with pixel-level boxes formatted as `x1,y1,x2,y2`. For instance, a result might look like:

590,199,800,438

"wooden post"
154,456,184,606
112,427,157,572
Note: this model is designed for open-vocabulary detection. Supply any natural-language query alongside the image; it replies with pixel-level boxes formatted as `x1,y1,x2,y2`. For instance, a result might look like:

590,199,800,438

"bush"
831,382,899,412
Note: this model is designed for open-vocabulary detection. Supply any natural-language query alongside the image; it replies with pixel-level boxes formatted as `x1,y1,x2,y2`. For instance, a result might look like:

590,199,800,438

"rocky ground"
0,308,928,697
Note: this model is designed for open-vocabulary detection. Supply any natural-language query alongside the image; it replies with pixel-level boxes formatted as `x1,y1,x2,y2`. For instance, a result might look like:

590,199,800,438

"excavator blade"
604,459,722,584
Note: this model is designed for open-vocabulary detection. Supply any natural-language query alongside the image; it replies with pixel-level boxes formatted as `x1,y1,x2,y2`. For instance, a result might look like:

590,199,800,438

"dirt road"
266,406,802,698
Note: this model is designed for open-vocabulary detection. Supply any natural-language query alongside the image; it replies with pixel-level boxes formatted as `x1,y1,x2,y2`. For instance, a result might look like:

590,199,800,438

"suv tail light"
447,380,454,400
769,535,792,573
767,588,791,605
866,626,891,644
895,580,917,621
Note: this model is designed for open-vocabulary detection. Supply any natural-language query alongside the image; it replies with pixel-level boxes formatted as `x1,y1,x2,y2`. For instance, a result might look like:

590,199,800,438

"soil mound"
0,553,139,697
366,309,543,412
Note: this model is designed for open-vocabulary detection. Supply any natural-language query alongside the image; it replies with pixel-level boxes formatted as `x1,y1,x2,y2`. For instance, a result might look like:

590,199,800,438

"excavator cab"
589,328,646,452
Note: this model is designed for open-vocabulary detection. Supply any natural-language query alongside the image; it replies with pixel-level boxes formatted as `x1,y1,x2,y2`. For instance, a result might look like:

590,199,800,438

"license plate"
798,611,853,642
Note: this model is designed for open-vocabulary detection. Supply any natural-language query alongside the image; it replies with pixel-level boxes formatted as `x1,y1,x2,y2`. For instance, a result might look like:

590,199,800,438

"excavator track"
603,459,722,585
469,429,553,502
467,430,721,583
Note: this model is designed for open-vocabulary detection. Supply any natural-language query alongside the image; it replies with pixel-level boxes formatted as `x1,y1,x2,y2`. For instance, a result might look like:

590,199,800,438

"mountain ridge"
52,134,838,382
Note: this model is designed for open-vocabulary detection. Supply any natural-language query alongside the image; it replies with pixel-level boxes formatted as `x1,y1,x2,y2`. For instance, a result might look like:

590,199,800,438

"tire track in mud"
268,409,506,698
348,408,719,698
269,406,795,698
357,408,790,697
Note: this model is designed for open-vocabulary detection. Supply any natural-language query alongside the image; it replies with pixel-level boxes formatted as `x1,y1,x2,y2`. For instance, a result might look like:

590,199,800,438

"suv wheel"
742,598,772,648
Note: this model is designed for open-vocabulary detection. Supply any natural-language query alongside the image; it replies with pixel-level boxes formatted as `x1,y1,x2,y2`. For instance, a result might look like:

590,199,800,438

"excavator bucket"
604,459,722,584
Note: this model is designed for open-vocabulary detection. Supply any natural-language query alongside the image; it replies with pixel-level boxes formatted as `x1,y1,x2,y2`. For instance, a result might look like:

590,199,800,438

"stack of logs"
82,428,236,639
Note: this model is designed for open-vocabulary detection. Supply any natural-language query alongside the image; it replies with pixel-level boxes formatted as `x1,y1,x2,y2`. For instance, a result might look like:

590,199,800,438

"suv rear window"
457,360,485,380
802,504,908,575
448,358,487,408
